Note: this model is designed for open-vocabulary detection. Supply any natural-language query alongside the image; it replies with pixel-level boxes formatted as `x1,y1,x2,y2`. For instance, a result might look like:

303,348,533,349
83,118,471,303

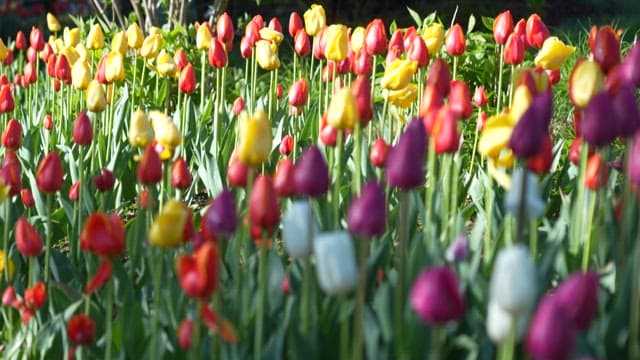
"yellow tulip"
149,27,162,36
422,23,444,55
51,38,64,54
128,110,154,148
237,110,272,166
0,250,14,280
255,40,280,71
0,39,7,62
570,60,604,108
111,31,128,54
196,23,213,50
86,80,107,113
385,83,419,108
106,83,114,105
478,113,515,159
140,34,163,59
381,59,418,90
149,200,190,248
149,111,181,160
0,179,9,204
534,36,576,71
72,60,92,89
126,23,144,49
75,43,88,62
259,28,284,45
351,26,365,53
105,51,125,83
47,12,61,32
64,27,81,47
327,88,358,130
86,24,105,50
304,4,326,36
508,84,533,123
156,50,177,77
325,24,349,62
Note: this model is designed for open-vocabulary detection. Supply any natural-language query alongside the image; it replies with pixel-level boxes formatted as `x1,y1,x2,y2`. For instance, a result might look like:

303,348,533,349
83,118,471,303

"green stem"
570,143,589,254
449,153,461,242
2,201,9,282
105,272,114,360
424,141,436,248
301,200,314,334
581,191,597,271
353,122,362,195
44,194,54,283
429,327,444,360
200,51,206,114
440,154,452,242
516,167,528,243
499,314,516,360
452,56,458,80
334,131,344,228
529,218,538,261
394,191,410,358
468,108,481,175
191,300,202,360
254,241,268,359
483,169,494,265
150,248,163,360
353,235,369,360
630,231,640,359
496,45,504,112
340,300,351,359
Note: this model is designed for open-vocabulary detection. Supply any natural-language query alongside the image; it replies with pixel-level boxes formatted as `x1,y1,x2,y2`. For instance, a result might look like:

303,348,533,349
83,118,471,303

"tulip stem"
452,56,458,80
496,44,504,112
516,167,528,244
429,326,445,360
353,235,369,360
2,201,9,282
132,54,137,110
570,144,589,254
394,190,410,358
468,108,481,175
150,247,163,360
301,255,312,335
630,231,640,359
334,131,344,228
529,218,539,261
499,314,516,360
425,141,436,247
581,190,597,271
191,300,202,360
44,194,54,283
200,51,206,115
449,153,461,242
254,240,268,359
251,50,258,113
105,272,114,360
440,154,452,242
353,122,362,195
483,167,494,265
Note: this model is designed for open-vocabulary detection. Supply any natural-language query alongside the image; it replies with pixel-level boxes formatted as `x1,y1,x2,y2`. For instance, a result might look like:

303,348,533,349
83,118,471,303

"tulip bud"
30,26,45,51
0,85,14,113
196,22,213,51
232,97,245,116
282,200,319,257
237,110,272,166
2,118,22,149
490,244,537,315
493,10,514,45
407,37,430,68
80,212,125,257
105,51,125,83
628,132,640,186
472,86,487,107
86,80,106,113
244,21,260,48
449,80,472,118
426,57,451,97
150,111,182,160
177,319,194,350
327,88,358,130
433,106,460,154
272,158,296,198
388,29,404,54
504,33,525,65
314,231,358,295
179,64,196,94
555,271,599,331
149,200,194,247
16,31,27,50
487,300,529,344
200,188,237,240
422,22,444,55
111,31,128,55
347,181,386,237
227,153,249,188
171,157,192,190
68,182,80,202
289,12,304,38
67,314,96,346
294,30,311,56
534,36,576,71
71,60,91,90
364,19,387,55
584,154,608,190
303,4,326,37
324,24,348,62
21,188,35,207
445,234,469,262
592,26,621,74
288,78,308,110
410,266,465,324
157,50,177,77
249,175,280,234
208,38,228,68
43,114,54,130
126,23,144,49
445,24,466,56
217,12,234,45
128,110,154,148
16,217,43,257
137,146,163,185
581,92,617,148
525,294,576,360
351,75,373,126
313,26,327,59
36,152,63,193
93,168,115,192
2,285,16,306
386,118,427,189
72,111,93,146
569,59,604,108
86,24,104,50
370,138,388,168
510,91,552,158
294,145,330,197
279,134,294,156
352,49,372,75
612,84,640,137
140,34,163,59
176,241,218,298
525,14,549,49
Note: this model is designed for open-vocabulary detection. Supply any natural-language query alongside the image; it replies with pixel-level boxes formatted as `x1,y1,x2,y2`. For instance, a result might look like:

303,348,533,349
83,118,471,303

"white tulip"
489,244,537,315
313,231,358,296
283,200,318,258
505,169,545,220
486,300,529,344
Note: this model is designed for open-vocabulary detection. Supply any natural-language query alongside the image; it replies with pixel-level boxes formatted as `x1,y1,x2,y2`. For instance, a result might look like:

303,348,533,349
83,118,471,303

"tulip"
255,40,281,71
67,314,95,346
327,87,358,130
273,158,296,197
93,168,115,192
324,24,348,62
410,266,465,324
314,231,358,295
2,50,12,66
171,157,192,190
534,36,576,71
388,28,404,53
46,12,61,32
490,244,537,315
386,83,418,109
2,285,16,306
86,80,106,113
525,294,576,360
486,299,529,344
244,21,260,48
628,132,640,186
208,38,227,68
408,36,429,68
347,181,386,237
426,57,451,97
289,12,304,38
449,80,472,118
227,153,249,187
71,60,92,90
303,4,326,36
493,10,514,45
125,23,143,49
237,110,271,166
21,188,35,207
105,51,125,83
71,111,93,146
592,26,621,74
176,242,218,299
433,106,460,154
2,118,22,149
24,282,47,310
313,26,327,59
364,19,387,55
294,30,311,56
0,157,20,197
46,54,56,78
555,271,599,331
370,138,388,168
217,12,234,45
504,169,546,219
95,54,108,84
80,212,125,257
288,78,308,109
67,182,80,202
86,24,104,50
403,26,417,50
621,41,640,88
140,34,163,59
249,175,280,234
279,135,294,156
111,31,128,54
137,146,162,185
581,92,617,148
201,188,237,240
179,64,196,94
513,18,528,47
527,132,553,174
196,22,213,50
30,27,45,51
149,111,182,160
584,154,608,190
173,49,189,71
23,62,37,84
525,14,549,49
177,319,194,349
15,217,43,257
352,48,372,75
472,86,487,107
260,28,284,45
16,31,27,50
422,22,444,55
294,145,330,197
612,84,640,137
386,118,427,189
129,110,154,148
149,200,194,247
84,260,112,294
233,97,245,116
381,59,417,91
36,152,63,194
0,85,14,113
569,59,604,108
504,33,525,65
445,235,469,263
352,76,373,126
445,24,466,56
283,200,319,257
510,91,552,158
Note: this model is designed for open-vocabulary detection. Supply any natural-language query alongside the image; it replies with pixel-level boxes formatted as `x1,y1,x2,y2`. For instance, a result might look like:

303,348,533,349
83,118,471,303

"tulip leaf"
481,16,495,31
373,282,393,342
467,14,476,34
407,7,422,28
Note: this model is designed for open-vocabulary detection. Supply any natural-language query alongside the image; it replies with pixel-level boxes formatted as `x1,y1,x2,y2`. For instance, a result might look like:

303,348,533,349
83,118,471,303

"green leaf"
481,16,495,32
407,7,422,28
467,14,476,34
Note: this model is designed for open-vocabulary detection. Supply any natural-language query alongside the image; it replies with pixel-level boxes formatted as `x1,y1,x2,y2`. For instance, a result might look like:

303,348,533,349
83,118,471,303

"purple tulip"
445,234,469,262
347,181,386,237
410,266,465,324
621,41,640,88
294,145,330,197
612,84,640,137
581,91,618,148
509,91,552,158
627,131,640,186
555,271,599,331
201,188,237,239
385,118,427,190
525,294,576,360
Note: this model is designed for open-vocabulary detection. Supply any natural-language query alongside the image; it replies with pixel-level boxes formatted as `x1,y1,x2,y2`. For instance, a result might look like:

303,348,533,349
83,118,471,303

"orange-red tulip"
179,64,196,94
137,146,162,185
445,24,466,56
15,217,43,257
72,111,93,145
493,10,514,45
80,212,125,257
36,152,63,193
176,242,219,299
2,118,22,149
171,157,192,190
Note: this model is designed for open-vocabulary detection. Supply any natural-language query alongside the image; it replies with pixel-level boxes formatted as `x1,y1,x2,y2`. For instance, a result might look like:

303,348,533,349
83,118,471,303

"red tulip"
68,182,80,201
24,282,46,310
177,319,194,349
179,64,196,94
0,84,14,113
227,154,249,188
493,10,514,45
427,57,451,97
513,18,528,49
477,110,488,131
294,29,311,56
41,43,54,63
525,14,549,49
2,285,16,306
276,83,283,99
386,119,427,189
364,19,387,55
288,78,308,109
85,260,112,294
2,118,22,149
93,168,115,192
174,48,189,71
584,154,608,190
370,138,388,168
592,26,621,74
137,146,162,185
419,84,445,132
46,55,56,77
3,50,13,66
433,106,460,154
80,212,125,257
245,21,261,48
555,271,599,331
176,242,219,299
67,314,95,346
320,114,338,147
208,38,228,68
289,12,304,38
527,132,553,174
72,111,93,145
1,150,21,196
240,36,252,59
171,156,192,190
313,26,327,59
233,96,245,115
55,54,71,84
249,175,280,234
445,24,466,56
36,151,63,193
24,62,37,84
95,54,107,84
26,47,37,63
472,86,487,107
352,75,373,126
279,134,294,156
16,31,27,50
504,33,525,65
268,17,282,33
29,26,44,51
273,158,296,197
15,217,43,257
216,12,234,46
403,26,417,52
21,188,35,207
352,48,372,75
407,36,429,68
388,29,404,54
448,80,472,119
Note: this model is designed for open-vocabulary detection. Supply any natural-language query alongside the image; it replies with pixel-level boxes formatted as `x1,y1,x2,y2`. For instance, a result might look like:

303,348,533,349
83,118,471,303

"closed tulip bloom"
208,38,228,68
23,62,37,84
581,92,617,148
527,132,553,174
177,319,194,350
327,87,358,130
294,145,330,197
196,22,213,50
47,12,61,32
227,153,249,188
21,188,35,207
386,118,427,189
273,158,296,197
490,244,537,315
137,145,162,185
2,285,15,306
472,86,487,107
201,188,237,239
364,19,387,55
179,64,196,94
140,34,163,59
314,231,358,295
36,152,63,193
244,21,261,48
445,24,466,56
325,24,348,62
283,200,318,257
487,300,530,344
15,217,43,257
259,28,284,45
381,59,417,90
422,22,444,55
80,212,125,257
534,37,576,71
249,175,280,234
176,242,218,299
555,271,599,331
149,200,194,247
426,57,451,97
352,75,373,126
403,26,417,51
525,294,576,360
449,80,472,118
408,36,430,68
445,234,469,263
510,91,552,158
157,50,177,77
294,30,311,56
621,41,640,88
386,83,418,109
410,266,465,324
2,118,22,149
313,26,327,59
0,84,14,113
86,80,106,113
592,26,621,74
111,31,128,54
233,97,245,116
584,154,608,190
433,106,460,153
279,134,294,156
370,138,388,168
347,181,386,237
504,33,525,65
149,111,181,160
569,59,604,108
2,49,12,66
0,152,21,196
352,49,372,75
525,14,549,49
105,51,125,83
30,26,45,51
174,48,189,71
613,84,640,137
237,110,272,166
93,168,115,192
513,18,528,48
72,111,93,145
303,4,326,37
95,54,107,84
71,60,92,90
628,132,640,186
493,10,514,45
255,40,280,71
129,110,154,148
43,114,54,130
86,24,104,50
288,78,308,108
289,12,304,38
216,12,234,44
67,314,95,346
126,23,144,49
388,29,404,54
171,157,192,190
16,31,27,50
